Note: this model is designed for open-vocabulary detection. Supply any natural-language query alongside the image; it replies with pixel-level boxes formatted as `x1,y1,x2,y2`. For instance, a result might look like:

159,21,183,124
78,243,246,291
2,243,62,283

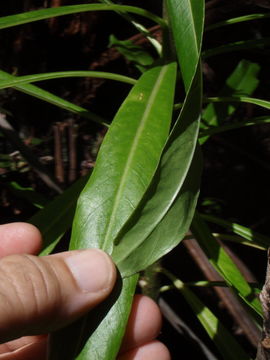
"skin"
0,223,171,360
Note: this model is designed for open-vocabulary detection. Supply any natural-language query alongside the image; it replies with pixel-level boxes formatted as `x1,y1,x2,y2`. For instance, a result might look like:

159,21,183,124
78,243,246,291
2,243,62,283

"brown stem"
53,123,65,184
68,119,78,184
256,249,270,359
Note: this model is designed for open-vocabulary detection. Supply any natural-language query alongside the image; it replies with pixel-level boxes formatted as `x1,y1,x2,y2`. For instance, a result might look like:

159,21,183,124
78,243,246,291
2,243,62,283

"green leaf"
163,269,252,360
203,38,270,59
0,69,107,126
113,13,203,272
0,4,166,30
224,60,260,96
191,212,262,315
114,0,204,279
99,0,162,56
200,59,260,144
201,213,270,250
205,12,270,32
8,181,48,209
70,63,177,254
199,115,270,138
29,175,90,256
114,147,202,276
110,1,204,275
109,34,154,71
205,95,270,111
213,233,266,251
49,274,138,360
166,0,204,91
0,71,136,89
48,63,177,360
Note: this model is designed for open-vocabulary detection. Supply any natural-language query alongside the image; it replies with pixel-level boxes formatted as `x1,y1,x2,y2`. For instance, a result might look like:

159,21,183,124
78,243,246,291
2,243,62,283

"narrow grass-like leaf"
213,233,266,251
200,59,260,144
206,95,270,111
0,4,166,30
201,213,270,250
29,175,89,256
199,116,270,138
159,298,219,360
166,0,204,91
203,38,270,59
0,69,107,125
0,71,136,90
162,269,251,360
70,63,177,254
205,13,270,32
174,80,267,116
191,212,262,315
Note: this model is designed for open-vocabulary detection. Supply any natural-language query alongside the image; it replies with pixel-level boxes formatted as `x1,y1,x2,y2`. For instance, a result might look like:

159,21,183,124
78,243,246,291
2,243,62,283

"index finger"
0,223,42,257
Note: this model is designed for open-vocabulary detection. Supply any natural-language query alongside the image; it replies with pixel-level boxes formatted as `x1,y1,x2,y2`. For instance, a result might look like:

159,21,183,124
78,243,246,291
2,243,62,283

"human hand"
0,223,170,360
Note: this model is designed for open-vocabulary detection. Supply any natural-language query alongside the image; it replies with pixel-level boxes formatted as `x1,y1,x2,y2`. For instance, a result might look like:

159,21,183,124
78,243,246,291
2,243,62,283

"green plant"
1,1,270,359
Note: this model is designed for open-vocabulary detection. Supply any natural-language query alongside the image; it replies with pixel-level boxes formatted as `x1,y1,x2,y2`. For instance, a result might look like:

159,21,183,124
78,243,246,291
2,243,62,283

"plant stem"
256,249,270,359
140,261,161,301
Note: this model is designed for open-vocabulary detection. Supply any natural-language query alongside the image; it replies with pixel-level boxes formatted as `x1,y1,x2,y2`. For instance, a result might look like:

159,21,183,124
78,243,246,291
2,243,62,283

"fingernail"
65,249,113,293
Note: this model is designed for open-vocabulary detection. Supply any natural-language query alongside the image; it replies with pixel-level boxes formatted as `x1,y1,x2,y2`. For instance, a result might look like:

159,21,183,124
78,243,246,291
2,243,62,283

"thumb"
0,249,116,343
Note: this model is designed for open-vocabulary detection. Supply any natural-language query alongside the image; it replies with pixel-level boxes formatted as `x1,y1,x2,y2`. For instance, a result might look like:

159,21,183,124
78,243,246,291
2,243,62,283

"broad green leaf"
205,12,270,32
200,60,260,144
191,212,262,315
29,175,89,256
70,63,177,254
51,2,204,357
0,4,166,30
0,70,107,126
201,213,270,250
166,0,204,91
113,0,204,276
114,147,202,276
110,1,204,275
163,270,251,360
75,276,137,360
49,274,138,360
49,63,177,360
0,71,136,89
